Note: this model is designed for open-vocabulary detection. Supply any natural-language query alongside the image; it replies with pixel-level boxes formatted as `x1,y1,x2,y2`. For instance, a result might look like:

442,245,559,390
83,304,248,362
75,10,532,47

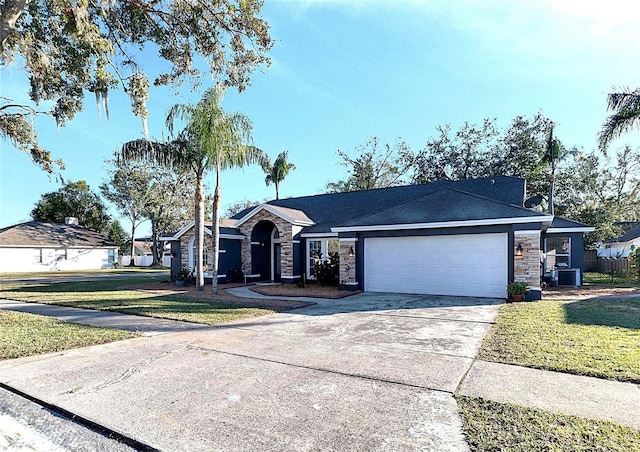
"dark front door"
251,220,275,281
274,243,282,282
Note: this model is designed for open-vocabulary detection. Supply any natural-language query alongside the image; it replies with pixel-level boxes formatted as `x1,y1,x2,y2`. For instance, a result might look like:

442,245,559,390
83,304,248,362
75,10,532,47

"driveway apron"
0,292,502,451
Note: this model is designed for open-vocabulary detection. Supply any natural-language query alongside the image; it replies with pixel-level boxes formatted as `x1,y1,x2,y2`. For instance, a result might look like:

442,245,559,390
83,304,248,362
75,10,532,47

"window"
54,249,67,261
108,249,117,263
544,237,570,272
307,238,339,278
191,242,209,268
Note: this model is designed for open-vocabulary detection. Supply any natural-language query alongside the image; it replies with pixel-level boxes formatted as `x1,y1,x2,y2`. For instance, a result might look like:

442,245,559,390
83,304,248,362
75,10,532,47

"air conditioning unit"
557,268,580,286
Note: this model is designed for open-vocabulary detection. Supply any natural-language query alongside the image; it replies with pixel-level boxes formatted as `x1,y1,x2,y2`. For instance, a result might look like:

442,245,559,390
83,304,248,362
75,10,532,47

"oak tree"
1,0,272,172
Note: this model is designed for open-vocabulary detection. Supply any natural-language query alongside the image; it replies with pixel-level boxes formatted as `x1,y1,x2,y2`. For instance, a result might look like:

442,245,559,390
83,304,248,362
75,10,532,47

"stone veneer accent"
513,230,541,289
338,239,357,286
180,231,214,273
237,210,294,278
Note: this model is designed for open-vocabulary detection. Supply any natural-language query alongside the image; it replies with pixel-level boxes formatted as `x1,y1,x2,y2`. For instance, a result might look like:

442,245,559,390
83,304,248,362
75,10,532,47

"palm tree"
180,88,262,294
119,87,261,293
262,151,296,199
599,87,640,151
545,126,563,215
119,132,209,289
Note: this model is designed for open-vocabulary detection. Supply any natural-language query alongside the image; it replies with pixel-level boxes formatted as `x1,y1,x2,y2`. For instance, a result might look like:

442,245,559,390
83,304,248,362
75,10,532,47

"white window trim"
306,237,339,279
188,236,210,269
544,236,571,272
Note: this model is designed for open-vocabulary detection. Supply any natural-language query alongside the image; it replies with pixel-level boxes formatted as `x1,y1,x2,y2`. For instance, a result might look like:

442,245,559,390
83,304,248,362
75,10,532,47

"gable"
332,188,552,232
234,204,314,228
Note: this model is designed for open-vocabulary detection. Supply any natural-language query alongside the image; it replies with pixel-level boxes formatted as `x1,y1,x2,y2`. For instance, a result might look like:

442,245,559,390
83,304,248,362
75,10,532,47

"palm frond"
599,106,640,151
600,87,640,151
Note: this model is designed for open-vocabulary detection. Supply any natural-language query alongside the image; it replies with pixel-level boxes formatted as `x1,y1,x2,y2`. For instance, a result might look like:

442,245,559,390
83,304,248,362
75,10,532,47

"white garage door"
364,233,508,298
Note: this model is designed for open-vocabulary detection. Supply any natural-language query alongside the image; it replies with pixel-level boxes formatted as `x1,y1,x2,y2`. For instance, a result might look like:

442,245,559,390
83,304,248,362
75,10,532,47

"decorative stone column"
339,238,358,290
237,210,294,280
513,230,542,299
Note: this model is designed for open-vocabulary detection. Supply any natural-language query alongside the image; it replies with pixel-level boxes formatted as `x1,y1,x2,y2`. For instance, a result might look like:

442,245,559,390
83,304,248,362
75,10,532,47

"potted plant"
507,281,528,302
176,267,194,287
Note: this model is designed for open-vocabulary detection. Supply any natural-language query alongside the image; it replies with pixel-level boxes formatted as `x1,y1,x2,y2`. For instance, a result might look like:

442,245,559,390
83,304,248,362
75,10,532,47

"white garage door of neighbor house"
364,233,508,298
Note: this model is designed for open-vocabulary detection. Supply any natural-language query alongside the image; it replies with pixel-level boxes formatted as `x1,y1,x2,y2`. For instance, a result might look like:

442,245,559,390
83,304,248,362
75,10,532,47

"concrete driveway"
0,292,502,451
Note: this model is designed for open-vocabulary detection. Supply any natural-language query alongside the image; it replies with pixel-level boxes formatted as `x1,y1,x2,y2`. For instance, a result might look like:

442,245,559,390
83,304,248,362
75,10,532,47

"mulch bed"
543,284,640,301
121,281,314,310
249,284,362,299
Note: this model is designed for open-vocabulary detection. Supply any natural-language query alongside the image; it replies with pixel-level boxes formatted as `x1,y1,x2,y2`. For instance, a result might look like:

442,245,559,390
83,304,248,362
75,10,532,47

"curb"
0,382,159,452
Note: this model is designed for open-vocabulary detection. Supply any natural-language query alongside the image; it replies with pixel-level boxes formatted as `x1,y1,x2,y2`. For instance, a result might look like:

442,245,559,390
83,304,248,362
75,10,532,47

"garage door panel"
364,234,507,298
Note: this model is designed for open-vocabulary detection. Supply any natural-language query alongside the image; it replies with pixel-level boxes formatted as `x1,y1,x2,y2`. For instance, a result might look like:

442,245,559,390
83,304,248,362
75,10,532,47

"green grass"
0,278,280,325
457,395,640,452
584,271,640,286
0,267,168,279
0,310,137,360
478,298,640,383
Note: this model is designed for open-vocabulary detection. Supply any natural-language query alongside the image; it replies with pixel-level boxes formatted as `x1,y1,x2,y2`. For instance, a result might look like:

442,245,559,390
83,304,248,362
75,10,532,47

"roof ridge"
268,175,522,205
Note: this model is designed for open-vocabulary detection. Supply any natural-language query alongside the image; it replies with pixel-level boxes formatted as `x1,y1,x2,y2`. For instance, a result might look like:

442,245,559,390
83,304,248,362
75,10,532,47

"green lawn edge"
478,298,640,383
0,310,137,360
0,278,282,326
457,395,640,451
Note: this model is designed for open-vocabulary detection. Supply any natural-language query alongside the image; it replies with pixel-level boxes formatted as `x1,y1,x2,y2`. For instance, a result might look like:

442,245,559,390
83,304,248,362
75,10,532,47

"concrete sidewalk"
0,299,208,336
1,293,638,450
458,360,640,430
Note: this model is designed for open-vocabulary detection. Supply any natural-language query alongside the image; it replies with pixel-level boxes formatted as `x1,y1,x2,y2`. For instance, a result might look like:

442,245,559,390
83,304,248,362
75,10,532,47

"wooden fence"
596,257,631,275
583,250,632,274
583,250,598,272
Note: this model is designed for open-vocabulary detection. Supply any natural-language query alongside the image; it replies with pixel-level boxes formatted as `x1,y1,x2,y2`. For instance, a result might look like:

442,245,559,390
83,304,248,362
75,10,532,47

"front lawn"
457,395,640,451
478,297,640,383
0,278,284,325
0,310,137,360
584,271,640,287
0,268,168,279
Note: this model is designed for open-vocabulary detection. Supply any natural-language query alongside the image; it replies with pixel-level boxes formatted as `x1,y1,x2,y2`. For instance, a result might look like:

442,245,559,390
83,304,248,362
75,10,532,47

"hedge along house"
163,176,593,300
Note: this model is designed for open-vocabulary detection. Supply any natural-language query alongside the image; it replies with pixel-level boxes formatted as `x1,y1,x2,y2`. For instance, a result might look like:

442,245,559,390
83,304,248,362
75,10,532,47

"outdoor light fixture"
349,246,354,258
515,243,524,258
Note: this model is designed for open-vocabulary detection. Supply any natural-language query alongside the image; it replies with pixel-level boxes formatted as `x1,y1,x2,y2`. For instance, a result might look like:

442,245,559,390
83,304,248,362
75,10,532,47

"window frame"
544,236,571,272
306,237,339,279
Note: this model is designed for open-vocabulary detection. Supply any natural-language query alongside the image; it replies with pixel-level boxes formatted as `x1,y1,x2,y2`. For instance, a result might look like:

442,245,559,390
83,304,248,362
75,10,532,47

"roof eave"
546,227,595,233
331,215,554,233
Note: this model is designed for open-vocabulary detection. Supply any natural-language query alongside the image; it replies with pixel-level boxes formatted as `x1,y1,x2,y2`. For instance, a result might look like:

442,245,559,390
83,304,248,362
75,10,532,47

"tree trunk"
129,220,136,266
548,173,555,215
150,213,160,266
0,0,30,49
275,180,280,200
195,169,205,290
211,158,221,295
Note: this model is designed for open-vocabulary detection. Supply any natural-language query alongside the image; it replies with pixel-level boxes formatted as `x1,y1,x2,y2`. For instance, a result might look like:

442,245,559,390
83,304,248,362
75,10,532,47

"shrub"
507,281,528,296
227,267,245,283
630,246,640,280
176,267,195,284
313,250,339,286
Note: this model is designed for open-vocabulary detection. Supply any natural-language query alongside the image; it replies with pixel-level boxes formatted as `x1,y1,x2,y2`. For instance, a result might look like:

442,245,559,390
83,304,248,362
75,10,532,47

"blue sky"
2,0,640,235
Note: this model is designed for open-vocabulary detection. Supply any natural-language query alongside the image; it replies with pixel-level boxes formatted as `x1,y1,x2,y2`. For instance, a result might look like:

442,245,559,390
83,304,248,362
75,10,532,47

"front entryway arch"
251,220,281,281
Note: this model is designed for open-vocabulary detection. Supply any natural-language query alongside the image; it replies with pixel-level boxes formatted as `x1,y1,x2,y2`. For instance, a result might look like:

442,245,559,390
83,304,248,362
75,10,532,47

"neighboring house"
162,176,593,300
0,219,118,272
121,238,170,267
597,222,640,258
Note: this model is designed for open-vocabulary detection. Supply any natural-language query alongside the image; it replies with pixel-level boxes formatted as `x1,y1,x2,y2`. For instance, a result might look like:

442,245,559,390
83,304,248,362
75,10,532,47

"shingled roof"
233,176,529,233
335,188,550,229
0,222,117,248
